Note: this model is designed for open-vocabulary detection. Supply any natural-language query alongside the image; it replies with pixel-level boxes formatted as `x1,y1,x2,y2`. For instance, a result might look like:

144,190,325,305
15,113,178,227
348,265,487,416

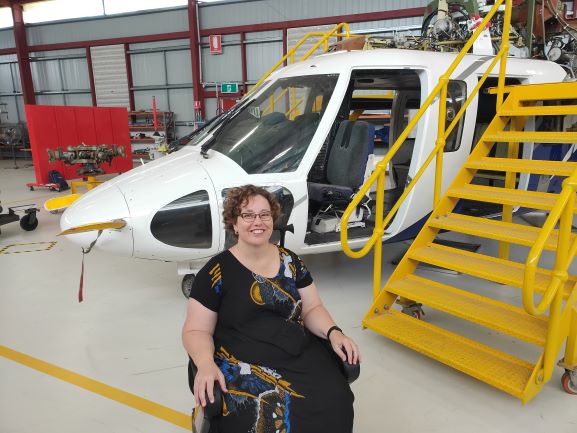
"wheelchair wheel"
182,274,196,298
20,212,38,231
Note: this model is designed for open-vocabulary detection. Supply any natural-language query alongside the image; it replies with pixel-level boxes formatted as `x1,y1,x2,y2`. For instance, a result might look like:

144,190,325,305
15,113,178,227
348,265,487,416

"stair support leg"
564,304,577,370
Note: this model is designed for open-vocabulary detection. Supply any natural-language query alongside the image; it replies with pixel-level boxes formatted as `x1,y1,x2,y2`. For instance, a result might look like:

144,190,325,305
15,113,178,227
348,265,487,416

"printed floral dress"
189,246,354,433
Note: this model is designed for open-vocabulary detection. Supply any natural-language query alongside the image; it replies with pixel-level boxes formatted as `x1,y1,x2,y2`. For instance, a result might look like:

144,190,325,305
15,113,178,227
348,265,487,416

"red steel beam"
11,3,35,104
188,0,204,119
124,43,135,111
85,47,97,106
240,31,247,94
0,48,17,55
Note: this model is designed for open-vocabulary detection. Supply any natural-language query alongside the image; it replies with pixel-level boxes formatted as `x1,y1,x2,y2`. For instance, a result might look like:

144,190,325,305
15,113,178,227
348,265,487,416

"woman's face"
233,194,274,247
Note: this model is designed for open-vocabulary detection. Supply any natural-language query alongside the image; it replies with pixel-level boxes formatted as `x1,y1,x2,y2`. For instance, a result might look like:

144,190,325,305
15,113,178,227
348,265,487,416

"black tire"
182,274,196,298
20,213,38,231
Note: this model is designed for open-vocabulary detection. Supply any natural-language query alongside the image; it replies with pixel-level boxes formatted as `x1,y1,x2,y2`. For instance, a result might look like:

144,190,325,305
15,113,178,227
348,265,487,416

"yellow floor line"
0,345,191,430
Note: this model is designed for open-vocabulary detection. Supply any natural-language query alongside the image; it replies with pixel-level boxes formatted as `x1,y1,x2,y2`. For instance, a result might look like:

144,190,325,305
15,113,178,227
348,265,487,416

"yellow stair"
361,81,577,403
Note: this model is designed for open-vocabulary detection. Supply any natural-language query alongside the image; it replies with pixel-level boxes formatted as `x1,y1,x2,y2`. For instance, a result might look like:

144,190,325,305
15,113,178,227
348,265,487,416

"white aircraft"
60,48,570,293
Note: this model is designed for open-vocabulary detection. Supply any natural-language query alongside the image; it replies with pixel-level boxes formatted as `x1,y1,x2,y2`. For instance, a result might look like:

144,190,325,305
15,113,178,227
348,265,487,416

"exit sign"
220,83,238,94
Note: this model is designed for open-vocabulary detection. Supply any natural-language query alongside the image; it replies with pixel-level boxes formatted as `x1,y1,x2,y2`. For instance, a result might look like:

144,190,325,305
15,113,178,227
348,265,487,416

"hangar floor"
1,159,576,433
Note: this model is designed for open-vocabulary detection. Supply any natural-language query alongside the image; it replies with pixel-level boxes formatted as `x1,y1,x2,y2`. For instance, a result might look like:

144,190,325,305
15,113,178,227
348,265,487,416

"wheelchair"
186,225,360,432
188,337,360,433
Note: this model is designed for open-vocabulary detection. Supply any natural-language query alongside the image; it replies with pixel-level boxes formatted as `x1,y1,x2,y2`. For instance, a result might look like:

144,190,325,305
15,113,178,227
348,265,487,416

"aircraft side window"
150,190,212,249
444,80,467,152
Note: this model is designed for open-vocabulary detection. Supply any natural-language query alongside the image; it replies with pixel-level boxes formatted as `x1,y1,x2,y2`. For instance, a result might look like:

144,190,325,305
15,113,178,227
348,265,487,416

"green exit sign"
220,83,238,93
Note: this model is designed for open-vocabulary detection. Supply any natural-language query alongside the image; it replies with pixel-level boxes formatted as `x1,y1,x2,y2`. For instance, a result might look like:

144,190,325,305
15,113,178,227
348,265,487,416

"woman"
182,184,360,433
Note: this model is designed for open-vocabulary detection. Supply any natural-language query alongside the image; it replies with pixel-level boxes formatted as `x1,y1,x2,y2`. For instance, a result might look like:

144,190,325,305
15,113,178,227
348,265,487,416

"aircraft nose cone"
60,184,133,256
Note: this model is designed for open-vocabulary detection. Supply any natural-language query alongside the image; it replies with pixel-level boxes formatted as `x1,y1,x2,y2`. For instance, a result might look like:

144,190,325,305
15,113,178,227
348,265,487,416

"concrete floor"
1,159,576,433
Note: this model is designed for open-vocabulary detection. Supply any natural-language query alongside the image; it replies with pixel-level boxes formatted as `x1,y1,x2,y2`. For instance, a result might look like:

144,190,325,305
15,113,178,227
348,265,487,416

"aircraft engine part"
47,144,126,175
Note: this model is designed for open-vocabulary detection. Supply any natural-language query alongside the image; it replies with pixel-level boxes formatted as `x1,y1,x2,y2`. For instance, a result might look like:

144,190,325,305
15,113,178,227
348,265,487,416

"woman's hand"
193,360,228,408
329,331,361,365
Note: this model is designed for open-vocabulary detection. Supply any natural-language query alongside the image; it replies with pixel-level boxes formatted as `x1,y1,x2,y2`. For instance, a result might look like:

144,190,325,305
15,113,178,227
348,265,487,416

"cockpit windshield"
209,74,339,174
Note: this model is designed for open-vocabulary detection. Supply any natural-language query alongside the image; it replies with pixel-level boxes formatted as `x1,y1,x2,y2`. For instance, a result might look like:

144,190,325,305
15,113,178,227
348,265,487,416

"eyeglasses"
239,211,273,222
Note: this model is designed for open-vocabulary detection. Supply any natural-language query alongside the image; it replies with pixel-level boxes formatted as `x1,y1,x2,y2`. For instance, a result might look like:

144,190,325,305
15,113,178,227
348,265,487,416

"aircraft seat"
307,120,374,208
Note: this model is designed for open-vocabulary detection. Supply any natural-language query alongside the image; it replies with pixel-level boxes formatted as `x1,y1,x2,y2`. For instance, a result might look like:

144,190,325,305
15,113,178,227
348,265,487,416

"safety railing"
246,23,351,95
524,168,577,382
340,0,512,299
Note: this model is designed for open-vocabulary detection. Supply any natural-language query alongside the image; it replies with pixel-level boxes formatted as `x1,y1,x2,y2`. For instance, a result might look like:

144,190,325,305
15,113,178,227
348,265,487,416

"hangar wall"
0,1,426,135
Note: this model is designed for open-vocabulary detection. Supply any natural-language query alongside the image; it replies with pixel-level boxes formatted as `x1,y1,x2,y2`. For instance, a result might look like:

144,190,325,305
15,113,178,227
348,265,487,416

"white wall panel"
246,41,282,82
61,59,90,90
26,8,188,45
36,94,65,105
133,89,168,112
0,96,22,123
200,0,428,29
0,63,15,93
201,44,242,84
0,29,14,49
131,52,166,86
204,98,218,120
166,50,192,85
31,60,62,91
65,93,92,106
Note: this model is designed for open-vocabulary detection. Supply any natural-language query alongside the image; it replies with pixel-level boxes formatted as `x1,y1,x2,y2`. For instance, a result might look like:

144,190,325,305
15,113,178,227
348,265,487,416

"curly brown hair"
222,185,281,235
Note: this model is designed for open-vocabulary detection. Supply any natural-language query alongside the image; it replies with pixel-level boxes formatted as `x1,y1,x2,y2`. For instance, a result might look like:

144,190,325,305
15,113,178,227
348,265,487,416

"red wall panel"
26,105,132,184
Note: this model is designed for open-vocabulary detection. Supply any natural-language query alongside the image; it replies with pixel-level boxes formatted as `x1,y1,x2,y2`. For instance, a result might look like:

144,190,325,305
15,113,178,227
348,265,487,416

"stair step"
500,105,577,117
483,131,577,144
448,184,577,213
465,157,577,176
408,243,574,299
387,275,548,346
363,309,534,399
429,213,572,251
487,82,577,99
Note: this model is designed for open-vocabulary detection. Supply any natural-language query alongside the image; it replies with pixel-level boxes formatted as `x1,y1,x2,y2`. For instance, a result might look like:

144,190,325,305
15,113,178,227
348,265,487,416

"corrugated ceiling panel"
91,45,130,107
26,9,188,45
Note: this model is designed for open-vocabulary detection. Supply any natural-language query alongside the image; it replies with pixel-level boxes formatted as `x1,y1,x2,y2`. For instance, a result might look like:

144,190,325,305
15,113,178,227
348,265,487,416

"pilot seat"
307,120,375,234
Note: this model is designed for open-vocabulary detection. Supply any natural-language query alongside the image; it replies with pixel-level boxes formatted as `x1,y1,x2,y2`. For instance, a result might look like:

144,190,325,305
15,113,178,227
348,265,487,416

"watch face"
192,405,205,433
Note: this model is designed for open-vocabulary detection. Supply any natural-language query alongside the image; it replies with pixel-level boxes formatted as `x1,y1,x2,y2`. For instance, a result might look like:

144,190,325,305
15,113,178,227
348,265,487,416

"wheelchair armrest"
188,357,223,419
316,337,360,384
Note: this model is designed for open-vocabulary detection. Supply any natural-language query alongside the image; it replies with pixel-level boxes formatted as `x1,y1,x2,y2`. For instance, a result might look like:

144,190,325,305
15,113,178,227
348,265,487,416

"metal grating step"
386,274,548,346
428,213,572,251
408,243,575,299
363,309,535,399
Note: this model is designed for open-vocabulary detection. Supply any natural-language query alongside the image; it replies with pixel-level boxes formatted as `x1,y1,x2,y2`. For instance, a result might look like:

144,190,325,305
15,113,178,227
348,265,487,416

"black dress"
189,246,354,433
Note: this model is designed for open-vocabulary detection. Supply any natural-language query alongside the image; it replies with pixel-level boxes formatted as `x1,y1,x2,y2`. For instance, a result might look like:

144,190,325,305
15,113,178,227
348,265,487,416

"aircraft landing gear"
562,370,577,395
182,274,196,298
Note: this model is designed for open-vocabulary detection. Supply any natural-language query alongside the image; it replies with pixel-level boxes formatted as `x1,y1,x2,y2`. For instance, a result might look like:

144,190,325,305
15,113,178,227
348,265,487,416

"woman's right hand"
193,360,228,408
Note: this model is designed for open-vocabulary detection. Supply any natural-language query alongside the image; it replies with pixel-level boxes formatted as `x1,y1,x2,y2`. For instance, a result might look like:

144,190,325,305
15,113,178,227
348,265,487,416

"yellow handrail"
523,172,577,316
246,23,351,96
340,0,511,299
